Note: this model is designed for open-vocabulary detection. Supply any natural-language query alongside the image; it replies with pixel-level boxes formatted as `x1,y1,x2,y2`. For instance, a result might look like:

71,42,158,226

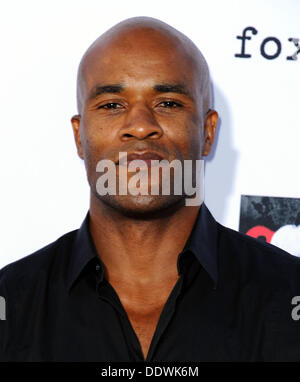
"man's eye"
158,101,182,108
98,103,122,109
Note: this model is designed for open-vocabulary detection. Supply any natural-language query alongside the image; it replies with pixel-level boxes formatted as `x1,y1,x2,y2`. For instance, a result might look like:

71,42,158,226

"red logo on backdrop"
246,225,275,243
239,195,300,256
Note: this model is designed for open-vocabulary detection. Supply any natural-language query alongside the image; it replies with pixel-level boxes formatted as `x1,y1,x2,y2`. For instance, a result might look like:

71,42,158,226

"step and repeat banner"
0,0,299,268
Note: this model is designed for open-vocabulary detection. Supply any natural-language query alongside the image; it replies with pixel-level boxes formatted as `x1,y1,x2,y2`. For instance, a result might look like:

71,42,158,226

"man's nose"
118,103,163,141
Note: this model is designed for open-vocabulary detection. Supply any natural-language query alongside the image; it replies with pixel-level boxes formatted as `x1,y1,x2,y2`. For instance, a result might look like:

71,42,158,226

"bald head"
71,17,218,216
76,16,212,116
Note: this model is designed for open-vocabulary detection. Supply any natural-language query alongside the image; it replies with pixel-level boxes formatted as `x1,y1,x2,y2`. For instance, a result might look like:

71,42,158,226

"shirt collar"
66,212,99,294
178,203,218,289
67,203,218,294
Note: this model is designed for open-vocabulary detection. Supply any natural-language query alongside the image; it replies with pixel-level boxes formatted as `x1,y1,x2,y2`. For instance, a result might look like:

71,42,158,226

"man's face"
71,28,217,217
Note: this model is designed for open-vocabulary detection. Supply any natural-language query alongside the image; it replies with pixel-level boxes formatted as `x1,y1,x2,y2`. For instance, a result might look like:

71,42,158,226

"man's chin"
96,193,185,219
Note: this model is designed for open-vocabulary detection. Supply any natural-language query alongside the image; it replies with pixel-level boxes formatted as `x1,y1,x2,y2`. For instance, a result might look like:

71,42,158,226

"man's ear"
202,109,218,156
71,115,84,159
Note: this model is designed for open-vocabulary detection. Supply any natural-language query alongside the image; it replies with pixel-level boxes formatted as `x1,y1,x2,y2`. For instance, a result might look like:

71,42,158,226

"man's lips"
116,152,165,167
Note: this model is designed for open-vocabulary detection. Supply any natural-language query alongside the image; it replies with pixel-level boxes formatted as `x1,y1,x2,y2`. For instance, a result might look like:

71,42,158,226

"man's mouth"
116,151,165,168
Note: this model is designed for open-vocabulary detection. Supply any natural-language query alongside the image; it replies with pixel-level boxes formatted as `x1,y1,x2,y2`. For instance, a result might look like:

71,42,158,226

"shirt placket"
95,264,144,361
95,262,185,362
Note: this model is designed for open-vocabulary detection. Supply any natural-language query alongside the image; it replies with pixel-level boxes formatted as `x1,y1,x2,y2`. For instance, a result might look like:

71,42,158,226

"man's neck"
88,194,201,291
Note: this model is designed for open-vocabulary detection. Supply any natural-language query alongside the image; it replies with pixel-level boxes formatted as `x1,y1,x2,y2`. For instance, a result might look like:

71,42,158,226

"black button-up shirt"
1,203,300,362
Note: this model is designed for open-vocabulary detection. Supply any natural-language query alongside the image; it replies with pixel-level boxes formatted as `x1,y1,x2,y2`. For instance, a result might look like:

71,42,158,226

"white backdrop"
0,0,299,268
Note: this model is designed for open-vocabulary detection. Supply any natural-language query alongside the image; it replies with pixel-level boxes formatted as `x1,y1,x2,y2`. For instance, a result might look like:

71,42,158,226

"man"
1,16,300,362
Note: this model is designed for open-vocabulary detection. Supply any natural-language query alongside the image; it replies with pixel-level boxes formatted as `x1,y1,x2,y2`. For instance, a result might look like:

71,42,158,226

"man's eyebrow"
153,83,192,97
88,84,125,101
87,83,193,101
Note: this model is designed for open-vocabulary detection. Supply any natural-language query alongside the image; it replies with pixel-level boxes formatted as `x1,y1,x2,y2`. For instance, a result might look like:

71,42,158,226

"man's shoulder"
217,222,300,285
0,229,78,289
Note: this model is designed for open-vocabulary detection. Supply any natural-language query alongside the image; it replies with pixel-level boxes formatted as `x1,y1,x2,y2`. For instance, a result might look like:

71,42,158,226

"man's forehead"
83,61,196,99
81,29,195,80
